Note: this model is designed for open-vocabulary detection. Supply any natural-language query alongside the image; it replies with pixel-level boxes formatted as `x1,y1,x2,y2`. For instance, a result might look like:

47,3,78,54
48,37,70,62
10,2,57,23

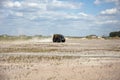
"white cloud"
3,1,21,8
94,0,101,5
3,1,47,10
26,3,38,7
95,20,119,25
15,12,23,17
27,10,90,21
9,11,23,17
51,0,82,9
104,0,119,3
78,12,88,17
94,0,120,5
100,8,118,14
14,1,21,7
2,0,82,11
23,2,47,10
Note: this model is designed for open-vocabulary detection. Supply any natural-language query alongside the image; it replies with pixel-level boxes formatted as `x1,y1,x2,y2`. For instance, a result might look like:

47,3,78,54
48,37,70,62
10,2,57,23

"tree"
109,31,120,37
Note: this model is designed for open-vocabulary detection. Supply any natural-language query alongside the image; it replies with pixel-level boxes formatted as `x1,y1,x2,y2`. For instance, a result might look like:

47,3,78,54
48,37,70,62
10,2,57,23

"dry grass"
0,38,120,53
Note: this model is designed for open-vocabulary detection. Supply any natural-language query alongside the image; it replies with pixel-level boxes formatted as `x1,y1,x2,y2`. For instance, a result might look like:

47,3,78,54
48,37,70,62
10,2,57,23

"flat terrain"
0,38,120,80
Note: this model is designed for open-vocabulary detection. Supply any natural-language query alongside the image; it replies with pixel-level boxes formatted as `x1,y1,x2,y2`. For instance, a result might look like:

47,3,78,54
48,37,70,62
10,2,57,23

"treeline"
0,34,44,40
109,31,120,37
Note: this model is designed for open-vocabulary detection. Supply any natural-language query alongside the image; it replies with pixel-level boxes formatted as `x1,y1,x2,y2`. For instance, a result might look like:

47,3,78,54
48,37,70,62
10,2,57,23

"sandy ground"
0,38,120,80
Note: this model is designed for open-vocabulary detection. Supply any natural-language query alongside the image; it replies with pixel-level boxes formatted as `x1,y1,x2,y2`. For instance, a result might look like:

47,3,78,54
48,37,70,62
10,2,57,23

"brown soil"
0,38,120,80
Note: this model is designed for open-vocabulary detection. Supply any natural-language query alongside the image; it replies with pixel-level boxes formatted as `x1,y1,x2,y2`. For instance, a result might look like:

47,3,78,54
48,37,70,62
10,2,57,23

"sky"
0,0,120,36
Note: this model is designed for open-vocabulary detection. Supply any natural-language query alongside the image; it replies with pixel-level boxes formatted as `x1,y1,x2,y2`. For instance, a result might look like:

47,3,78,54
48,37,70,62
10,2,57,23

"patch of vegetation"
0,34,48,41
0,47,58,53
109,31,120,37
0,55,81,63
0,34,31,41
86,35,98,39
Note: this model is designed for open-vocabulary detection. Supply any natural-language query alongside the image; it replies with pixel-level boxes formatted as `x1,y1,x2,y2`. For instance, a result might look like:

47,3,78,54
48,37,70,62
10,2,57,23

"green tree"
109,31,120,37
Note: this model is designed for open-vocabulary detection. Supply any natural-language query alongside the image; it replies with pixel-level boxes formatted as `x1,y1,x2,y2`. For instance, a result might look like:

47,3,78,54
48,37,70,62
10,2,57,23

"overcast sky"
0,0,120,36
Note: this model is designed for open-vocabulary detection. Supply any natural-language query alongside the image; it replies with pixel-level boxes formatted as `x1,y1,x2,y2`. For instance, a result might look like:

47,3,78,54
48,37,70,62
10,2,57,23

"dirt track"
0,38,120,80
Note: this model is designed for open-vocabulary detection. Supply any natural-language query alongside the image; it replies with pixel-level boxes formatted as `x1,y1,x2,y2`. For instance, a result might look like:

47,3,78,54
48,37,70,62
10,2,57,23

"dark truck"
52,34,65,42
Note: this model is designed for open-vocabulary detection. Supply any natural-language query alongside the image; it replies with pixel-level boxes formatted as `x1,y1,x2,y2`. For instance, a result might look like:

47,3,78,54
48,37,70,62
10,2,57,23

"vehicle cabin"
52,34,65,42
